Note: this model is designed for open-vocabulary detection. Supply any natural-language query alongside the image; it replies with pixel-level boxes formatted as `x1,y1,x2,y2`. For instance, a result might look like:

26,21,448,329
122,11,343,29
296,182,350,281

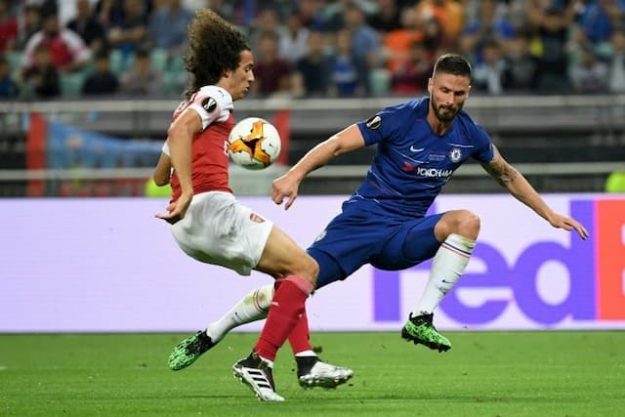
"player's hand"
272,173,301,210
547,212,589,240
155,193,192,224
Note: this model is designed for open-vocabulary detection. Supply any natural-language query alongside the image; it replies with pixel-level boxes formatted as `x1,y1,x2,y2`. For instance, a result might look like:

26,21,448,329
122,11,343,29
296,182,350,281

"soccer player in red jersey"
152,10,351,401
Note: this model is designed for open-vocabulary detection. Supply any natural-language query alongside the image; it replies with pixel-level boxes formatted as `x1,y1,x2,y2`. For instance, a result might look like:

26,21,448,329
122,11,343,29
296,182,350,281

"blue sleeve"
471,123,495,163
356,103,411,146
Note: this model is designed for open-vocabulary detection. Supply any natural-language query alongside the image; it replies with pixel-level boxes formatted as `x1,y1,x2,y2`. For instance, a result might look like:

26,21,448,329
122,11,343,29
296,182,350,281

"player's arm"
153,141,172,186
273,124,366,209
155,109,202,223
481,146,589,239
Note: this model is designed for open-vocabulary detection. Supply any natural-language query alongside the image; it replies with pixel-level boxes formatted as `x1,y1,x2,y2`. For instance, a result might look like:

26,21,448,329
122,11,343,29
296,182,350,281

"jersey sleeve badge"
365,114,382,130
202,97,217,113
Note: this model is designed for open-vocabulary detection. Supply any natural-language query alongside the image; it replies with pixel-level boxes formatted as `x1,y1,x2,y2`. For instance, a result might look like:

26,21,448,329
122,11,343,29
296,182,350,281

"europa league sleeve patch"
365,114,382,130
201,96,217,113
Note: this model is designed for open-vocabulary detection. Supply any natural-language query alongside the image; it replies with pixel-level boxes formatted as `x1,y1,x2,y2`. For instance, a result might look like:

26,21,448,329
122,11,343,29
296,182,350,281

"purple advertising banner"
1,194,624,332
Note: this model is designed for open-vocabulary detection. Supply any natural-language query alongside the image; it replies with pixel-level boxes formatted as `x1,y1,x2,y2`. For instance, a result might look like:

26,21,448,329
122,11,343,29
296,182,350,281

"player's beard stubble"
430,93,463,124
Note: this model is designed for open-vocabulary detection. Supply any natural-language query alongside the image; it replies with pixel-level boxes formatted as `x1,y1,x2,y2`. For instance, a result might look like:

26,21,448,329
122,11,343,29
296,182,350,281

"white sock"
294,350,317,357
413,233,475,316
205,284,273,342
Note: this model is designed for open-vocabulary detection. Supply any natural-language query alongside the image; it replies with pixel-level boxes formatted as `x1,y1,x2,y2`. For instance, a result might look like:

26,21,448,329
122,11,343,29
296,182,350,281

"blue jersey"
348,97,494,218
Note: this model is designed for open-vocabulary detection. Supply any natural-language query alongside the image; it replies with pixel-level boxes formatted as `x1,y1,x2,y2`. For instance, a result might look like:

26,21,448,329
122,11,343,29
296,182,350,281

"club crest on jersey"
202,97,217,113
365,115,382,130
449,148,462,163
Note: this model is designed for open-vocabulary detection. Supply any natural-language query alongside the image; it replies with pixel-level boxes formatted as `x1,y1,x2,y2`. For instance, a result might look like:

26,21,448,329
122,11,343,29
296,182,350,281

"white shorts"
170,191,273,276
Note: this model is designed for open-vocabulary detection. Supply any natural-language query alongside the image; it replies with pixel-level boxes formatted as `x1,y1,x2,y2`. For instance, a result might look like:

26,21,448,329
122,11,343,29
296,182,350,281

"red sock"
254,276,313,361
288,309,312,355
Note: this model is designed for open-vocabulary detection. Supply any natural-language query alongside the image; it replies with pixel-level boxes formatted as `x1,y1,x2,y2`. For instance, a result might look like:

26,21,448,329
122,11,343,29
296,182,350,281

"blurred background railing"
1,95,624,197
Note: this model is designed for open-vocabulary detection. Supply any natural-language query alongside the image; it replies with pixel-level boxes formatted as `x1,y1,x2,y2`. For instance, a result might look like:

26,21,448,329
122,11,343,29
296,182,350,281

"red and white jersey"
22,29,91,69
169,85,235,202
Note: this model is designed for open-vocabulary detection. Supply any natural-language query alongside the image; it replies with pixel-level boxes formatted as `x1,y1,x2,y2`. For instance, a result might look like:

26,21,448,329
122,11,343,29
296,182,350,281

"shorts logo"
449,148,462,163
249,213,265,223
202,97,217,113
365,115,382,130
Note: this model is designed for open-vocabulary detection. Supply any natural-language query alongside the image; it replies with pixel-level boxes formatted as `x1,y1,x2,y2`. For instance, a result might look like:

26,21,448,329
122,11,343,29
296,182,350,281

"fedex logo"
373,199,625,326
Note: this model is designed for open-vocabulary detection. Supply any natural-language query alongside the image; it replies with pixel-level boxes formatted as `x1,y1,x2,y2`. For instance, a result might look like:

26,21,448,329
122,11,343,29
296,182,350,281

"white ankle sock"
413,233,475,316
294,350,317,357
206,284,273,342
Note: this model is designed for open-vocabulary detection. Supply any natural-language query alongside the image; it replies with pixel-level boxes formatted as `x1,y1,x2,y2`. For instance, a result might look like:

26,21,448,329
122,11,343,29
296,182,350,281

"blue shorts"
307,203,443,289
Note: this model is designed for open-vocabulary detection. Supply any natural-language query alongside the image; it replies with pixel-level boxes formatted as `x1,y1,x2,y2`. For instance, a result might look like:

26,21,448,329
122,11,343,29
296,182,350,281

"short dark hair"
184,9,250,97
433,53,472,78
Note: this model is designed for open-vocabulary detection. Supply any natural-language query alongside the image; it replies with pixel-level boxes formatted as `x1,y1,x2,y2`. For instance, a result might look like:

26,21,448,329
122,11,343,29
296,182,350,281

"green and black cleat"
168,330,216,371
401,313,451,352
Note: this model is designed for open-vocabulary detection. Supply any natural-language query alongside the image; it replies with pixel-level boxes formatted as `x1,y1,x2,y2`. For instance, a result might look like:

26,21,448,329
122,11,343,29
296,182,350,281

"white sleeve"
187,86,233,131
161,140,170,156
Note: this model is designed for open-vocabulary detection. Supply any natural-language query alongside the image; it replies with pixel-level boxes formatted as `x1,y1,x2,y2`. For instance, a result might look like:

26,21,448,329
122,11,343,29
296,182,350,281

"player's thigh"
255,225,318,281
372,213,444,270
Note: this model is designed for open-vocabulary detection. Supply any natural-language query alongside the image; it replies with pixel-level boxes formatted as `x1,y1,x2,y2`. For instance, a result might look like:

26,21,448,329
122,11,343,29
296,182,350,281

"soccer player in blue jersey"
169,53,589,374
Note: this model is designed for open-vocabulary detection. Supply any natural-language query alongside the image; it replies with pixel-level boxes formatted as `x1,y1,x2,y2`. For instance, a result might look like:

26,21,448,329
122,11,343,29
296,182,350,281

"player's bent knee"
456,210,480,237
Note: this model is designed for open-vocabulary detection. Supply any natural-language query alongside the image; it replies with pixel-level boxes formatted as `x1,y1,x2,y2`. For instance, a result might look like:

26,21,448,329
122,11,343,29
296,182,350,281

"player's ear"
427,77,432,94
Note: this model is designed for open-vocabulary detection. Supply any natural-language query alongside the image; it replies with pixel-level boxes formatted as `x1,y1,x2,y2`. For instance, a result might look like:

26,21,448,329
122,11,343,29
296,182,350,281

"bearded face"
428,73,470,124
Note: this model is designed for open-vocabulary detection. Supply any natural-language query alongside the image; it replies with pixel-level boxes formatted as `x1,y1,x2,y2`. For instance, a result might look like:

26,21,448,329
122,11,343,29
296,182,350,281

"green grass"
1,332,624,417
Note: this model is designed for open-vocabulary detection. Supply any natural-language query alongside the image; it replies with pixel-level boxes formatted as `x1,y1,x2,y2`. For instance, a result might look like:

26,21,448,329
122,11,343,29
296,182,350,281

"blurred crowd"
2,0,625,100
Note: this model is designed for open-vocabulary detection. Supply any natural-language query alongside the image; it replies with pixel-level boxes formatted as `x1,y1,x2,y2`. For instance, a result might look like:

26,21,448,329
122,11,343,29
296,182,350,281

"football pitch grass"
1,332,623,417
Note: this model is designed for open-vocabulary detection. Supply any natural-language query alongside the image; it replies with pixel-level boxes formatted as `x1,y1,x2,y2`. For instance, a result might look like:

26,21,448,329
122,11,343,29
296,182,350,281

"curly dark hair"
184,9,250,97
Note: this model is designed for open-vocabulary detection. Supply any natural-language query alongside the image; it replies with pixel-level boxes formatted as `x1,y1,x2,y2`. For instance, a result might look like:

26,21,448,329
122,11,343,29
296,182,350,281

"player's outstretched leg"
233,352,284,401
296,356,354,389
168,330,216,371
401,313,451,352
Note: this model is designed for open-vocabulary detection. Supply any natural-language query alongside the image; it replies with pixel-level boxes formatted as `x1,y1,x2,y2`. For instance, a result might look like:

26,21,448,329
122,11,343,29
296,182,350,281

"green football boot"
168,330,216,371
401,313,451,352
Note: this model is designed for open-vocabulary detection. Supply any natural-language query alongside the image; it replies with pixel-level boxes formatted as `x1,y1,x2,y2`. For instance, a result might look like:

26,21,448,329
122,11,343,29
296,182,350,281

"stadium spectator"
502,30,537,91
66,0,107,53
16,4,43,49
0,56,19,97
570,47,609,93
344,1,382,69
383,7,425,74
278,14,310,64
148,0,192,54
82,49,119,95
293,30,332,97
247,8,280,54
607,30,625,92
119,47,161,96
527,0,576,93
251,30,293,97
107,0,149,56
390,41,433,95
579,0,625,45
22,10,91,74
21,43,60,98
94,0,125,27
472,39,508,94
293,0,327,30
367,0,402,34
460,0,518,65
0,0,18,53
329,28,368,96
415,0,464,48
152,9,352,401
